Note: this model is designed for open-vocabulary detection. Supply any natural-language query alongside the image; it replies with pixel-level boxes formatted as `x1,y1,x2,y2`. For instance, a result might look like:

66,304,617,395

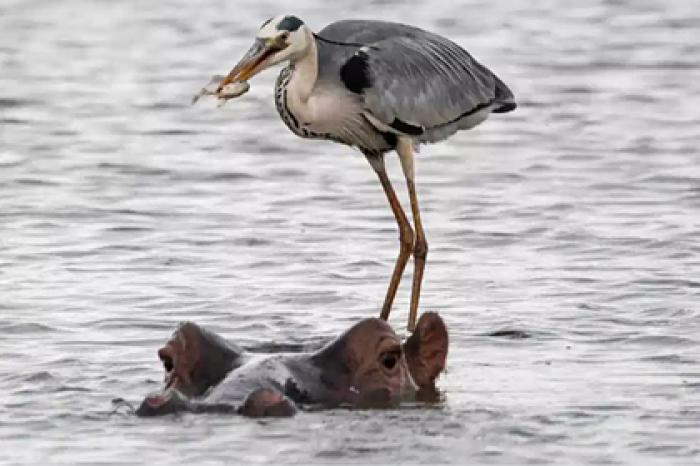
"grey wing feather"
363,35,512,137
316,20,421,84
316,20,439,83
319,19,430,45
317,20,515,142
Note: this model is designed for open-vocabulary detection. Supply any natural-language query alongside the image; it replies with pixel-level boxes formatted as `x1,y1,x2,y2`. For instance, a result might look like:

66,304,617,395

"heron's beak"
218,38,278,91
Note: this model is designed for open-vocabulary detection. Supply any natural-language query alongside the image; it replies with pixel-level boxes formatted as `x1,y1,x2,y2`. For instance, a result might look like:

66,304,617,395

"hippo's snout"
356,387,397,409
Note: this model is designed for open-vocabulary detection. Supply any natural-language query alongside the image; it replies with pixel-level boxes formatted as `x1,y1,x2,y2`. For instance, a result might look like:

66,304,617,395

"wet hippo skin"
137,312,448,417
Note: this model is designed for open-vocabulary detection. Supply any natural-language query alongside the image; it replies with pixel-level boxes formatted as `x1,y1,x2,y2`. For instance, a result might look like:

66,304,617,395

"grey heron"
218,15,516,331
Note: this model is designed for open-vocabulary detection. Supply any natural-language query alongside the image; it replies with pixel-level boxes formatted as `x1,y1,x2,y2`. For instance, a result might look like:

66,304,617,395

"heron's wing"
338,31,514,136
316,20,428,84
319,19,432,44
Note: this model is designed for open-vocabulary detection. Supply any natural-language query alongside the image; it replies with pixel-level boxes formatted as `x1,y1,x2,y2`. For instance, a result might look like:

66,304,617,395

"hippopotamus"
137,312,448,417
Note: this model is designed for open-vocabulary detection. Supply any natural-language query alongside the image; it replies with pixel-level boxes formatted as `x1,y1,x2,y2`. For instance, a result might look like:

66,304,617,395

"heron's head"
219,15,311,89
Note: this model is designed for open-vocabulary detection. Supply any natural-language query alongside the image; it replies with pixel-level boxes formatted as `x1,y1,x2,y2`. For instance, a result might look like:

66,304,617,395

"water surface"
1,0,699,463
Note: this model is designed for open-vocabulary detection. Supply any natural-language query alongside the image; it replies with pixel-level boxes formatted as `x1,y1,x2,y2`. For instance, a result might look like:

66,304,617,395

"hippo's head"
137,312,448,417
312,312,448,407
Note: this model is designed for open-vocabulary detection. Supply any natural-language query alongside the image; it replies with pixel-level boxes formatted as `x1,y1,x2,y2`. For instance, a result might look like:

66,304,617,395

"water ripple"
0,0,699,464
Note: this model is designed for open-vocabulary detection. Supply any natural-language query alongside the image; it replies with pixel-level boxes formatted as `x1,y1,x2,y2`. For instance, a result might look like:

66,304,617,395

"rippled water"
1,0,699,463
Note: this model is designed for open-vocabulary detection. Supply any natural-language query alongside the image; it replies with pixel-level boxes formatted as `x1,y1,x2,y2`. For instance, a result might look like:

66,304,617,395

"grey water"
1,0,699,463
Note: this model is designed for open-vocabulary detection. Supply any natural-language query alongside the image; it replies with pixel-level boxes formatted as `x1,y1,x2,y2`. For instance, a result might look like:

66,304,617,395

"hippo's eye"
381,351,400,371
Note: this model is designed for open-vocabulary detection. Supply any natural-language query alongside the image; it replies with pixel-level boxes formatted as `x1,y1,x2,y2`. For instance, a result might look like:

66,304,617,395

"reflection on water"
1,0,699,463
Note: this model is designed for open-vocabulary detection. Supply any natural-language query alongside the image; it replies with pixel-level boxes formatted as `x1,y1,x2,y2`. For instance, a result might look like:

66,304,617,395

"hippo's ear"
403,312,448,388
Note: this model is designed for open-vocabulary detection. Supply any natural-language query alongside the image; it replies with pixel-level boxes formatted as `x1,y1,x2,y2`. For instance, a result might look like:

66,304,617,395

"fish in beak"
192,76,249,106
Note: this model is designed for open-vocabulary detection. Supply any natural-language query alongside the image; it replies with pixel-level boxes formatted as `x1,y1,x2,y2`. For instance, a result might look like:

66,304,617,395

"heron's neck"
288,34,318,103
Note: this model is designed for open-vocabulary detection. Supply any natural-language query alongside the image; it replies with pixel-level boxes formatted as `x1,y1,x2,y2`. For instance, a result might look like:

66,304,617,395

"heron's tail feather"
492,74,516,113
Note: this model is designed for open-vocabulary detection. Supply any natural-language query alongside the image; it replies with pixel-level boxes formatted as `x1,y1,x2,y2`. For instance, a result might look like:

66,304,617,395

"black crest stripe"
277,15,304,32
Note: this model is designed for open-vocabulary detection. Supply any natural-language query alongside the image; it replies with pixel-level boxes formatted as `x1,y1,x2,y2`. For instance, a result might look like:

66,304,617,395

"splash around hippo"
136,312,448,417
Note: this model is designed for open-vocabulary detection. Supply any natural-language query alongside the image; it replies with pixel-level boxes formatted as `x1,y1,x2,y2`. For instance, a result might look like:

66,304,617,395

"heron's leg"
366,153,414,322
397,138,428,332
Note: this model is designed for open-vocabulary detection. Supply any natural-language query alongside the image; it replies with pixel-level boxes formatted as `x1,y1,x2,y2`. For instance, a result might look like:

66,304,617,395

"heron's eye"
279,31,290,41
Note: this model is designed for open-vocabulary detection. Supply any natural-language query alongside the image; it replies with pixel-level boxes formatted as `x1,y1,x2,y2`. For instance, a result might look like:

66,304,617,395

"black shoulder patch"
389,118,423,136
277,15,304,32
381,131,398,148
340,51,371,94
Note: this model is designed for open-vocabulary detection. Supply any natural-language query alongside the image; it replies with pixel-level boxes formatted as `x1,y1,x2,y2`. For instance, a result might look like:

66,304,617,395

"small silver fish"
192,76,250,105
